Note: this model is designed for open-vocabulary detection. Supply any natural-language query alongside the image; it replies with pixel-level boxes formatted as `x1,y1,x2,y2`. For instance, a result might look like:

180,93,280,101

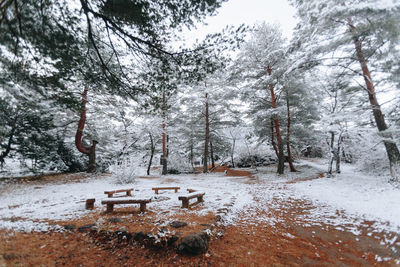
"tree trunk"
147,133,155,175
231,138,236,168
189,142,194,169
75,86,98,173
270,118,279,158
210,139,215,169
349,20,400,182
267,65,284,174
285,88,297,172
327,131,335,177
336,134,342,174
162,90,168,175
87,142,97,173
203,93,209,173
0,119,17,167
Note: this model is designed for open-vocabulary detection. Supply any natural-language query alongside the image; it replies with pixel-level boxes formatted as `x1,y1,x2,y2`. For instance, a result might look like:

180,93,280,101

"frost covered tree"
234,23,319,174
290,0,400,181
0,98,55,170
235,23,288,174
1,0,245,175
0,0,229,94
308,69,357,175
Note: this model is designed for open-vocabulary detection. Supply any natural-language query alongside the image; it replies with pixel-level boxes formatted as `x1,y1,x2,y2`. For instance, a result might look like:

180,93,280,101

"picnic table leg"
181,199,189,208
155,189,159,194
198,195,204,202
126,191,132,196
106,204,114,213
107,193,113,198
174,188,178,193
140,203,146,212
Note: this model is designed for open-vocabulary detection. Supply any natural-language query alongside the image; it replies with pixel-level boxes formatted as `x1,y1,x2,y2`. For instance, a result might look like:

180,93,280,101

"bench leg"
174,188,178,193
85,199,95,210
198,196,204,202
126,191,132,196
106,204,114,213
181,199,189,208
140,203,146,212
155,190,159,194
107,193,113,198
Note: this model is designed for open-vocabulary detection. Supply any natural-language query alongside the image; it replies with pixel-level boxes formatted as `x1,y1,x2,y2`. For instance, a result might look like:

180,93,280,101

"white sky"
181,0,298,43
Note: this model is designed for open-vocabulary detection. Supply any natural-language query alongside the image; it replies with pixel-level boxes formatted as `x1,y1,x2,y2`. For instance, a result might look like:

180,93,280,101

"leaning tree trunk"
285,88,297,172
349,20,400,182
147,132,155,175
75,86,98,173
203,93,210,173
162,90,168,175
267,65,285,174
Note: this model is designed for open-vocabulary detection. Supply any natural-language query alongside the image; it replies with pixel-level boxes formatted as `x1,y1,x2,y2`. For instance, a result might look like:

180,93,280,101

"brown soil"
211,165,254,178
0,170,399,266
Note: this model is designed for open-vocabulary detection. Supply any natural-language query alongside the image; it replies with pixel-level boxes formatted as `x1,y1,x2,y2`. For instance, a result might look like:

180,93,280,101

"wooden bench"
101,198,151,213
104,188,134,198
178,192,205,208
152,186,180,194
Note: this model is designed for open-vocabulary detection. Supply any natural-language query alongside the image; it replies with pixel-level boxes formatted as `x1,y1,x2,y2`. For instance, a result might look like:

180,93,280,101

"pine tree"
235,23,290,174
290,0,400,181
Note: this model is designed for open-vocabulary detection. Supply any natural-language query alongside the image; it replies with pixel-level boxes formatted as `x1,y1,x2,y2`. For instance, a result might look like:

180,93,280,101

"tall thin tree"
203,92,210,173
267,65,285,174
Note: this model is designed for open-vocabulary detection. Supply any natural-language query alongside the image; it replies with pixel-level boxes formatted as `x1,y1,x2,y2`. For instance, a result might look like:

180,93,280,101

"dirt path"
0,170,399,266
207,180,400,266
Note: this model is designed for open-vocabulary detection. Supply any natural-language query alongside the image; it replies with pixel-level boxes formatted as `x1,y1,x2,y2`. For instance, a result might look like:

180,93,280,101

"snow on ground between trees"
0,172,253,232
0,162,399,240
288,160,400,232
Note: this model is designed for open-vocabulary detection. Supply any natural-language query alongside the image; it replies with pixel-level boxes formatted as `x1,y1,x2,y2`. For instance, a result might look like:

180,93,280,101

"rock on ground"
177,232,208,255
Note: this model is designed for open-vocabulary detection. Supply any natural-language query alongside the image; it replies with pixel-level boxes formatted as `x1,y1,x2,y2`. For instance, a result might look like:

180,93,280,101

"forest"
0,0,400,265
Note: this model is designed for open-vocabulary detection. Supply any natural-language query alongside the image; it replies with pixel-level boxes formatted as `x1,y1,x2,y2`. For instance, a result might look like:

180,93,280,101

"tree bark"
285,88,297,172
267,65,285,174
231,137,236,168
162,90,168,175
210,139,215,169
270,118,279,158
147,132,155,175
203,92,209,173
87,142,97,173
189,142,194,169
336,134,342,174
327,131,335,177
0,119,17,167
75,86,98,173
349,20,400,181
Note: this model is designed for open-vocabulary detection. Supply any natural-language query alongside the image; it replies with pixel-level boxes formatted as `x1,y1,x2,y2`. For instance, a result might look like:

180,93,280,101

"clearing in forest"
0,161,399,266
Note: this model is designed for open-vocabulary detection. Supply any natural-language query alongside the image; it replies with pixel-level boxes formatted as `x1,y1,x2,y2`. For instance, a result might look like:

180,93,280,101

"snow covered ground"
287,160,400,231
0,160,399,238
0,172,254,232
